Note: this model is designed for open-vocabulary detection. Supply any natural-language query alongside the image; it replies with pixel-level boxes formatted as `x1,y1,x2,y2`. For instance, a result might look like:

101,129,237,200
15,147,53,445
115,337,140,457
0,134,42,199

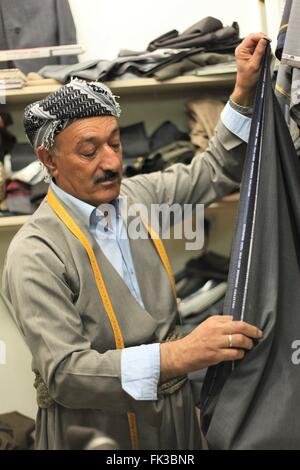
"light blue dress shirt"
221,102,251,143
50,180,160,400
50,104,251,401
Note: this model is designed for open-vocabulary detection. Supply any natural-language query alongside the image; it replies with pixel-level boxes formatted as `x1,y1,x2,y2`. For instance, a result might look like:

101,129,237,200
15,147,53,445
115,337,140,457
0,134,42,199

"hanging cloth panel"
200,44,300,450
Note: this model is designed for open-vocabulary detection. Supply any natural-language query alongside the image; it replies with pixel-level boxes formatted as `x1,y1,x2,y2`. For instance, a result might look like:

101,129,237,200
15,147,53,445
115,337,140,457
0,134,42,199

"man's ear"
36,146,58,178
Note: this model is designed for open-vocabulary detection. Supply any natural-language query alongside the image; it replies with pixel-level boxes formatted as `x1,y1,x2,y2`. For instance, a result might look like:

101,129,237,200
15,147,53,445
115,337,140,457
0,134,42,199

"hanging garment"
0,0,78,74
200,44,300,450
275,0,300,154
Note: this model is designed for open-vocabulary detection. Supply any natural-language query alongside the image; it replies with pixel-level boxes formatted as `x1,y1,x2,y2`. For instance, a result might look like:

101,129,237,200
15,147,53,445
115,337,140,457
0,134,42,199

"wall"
264,0,285,50
69,0,265,62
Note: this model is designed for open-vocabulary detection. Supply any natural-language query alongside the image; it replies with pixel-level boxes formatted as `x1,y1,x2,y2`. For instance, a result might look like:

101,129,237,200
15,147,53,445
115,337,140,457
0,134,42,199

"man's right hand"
160,315,263,383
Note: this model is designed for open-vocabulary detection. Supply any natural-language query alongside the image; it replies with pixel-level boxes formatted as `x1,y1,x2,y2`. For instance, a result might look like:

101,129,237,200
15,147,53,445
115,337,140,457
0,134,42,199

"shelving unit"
4,73,236,103
0,72,239,275
0,192,240,230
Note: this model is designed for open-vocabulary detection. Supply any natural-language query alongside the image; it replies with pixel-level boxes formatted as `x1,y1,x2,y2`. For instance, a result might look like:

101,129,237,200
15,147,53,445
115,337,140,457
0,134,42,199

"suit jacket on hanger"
0,0,77,73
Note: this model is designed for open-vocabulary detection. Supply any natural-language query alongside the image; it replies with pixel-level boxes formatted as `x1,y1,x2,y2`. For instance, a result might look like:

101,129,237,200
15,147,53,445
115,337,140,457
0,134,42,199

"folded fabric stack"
186,97,225,151
38,16,239,83
0,411,35,450
147,17,240,52
121,97,225,176
0,111,48,216
176,251,229,331
121,120,196,176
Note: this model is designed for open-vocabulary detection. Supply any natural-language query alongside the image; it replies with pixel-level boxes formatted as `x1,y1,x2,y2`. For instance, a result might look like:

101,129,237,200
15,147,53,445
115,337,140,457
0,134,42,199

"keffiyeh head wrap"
24,78,121,150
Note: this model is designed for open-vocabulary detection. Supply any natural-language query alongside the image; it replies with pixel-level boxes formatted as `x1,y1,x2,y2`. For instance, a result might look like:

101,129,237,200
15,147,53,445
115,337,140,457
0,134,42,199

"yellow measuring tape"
47,187,176,449
143,221,177,300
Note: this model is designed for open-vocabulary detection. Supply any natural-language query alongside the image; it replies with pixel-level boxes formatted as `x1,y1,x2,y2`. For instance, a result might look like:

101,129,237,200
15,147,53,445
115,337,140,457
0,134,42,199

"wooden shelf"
3,73,236,104
0,215,31,231
3,83,62,104
0,194,239,230
107,74,236,95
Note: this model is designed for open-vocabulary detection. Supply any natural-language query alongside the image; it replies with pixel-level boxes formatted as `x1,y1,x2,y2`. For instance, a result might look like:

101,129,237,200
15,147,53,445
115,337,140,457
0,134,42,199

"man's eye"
81,150,96,157
111,142,120,150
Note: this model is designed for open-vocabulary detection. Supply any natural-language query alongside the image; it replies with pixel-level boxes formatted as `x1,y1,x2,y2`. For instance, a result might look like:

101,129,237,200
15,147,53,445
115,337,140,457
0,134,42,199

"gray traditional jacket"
2,121,246,450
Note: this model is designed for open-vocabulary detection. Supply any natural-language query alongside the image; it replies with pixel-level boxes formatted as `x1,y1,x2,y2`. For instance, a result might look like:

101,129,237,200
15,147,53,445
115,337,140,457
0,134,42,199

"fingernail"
258,329,263,338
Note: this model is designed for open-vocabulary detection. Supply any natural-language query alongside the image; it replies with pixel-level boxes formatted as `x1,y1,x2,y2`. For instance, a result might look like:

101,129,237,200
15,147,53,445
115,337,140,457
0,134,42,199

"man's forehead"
55,116,119,143
76,128,120,144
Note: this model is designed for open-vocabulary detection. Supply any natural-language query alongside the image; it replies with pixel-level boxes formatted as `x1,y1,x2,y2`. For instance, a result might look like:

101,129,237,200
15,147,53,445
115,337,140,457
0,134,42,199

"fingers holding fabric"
160,315,263,382
223,319,263,340
232,32,270,106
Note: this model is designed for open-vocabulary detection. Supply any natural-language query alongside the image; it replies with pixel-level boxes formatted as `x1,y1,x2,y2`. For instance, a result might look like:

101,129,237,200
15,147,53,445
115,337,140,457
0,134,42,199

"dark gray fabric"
275,0,292,61
0,412,35,450
66,426,119,450
186,251,229,281
147,17,240,52
38,49,183,83
125,141,195,176
0,128,16,162
0,0,78,73
177,277,206,299
201,45,300,450
120,122,149,160
123,121,193,176
10,143,36,171
153,52,234,81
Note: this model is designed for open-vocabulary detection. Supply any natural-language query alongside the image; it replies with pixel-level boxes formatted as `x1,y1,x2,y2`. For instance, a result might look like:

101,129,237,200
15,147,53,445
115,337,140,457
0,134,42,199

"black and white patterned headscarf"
24,78,121,150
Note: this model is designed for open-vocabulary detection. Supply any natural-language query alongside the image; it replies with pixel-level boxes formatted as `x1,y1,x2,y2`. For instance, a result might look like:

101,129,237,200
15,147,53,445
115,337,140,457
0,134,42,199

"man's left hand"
231,32,270,107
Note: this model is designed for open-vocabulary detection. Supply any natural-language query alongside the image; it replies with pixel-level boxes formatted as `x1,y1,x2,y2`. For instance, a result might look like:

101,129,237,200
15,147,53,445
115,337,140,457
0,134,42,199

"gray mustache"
95,171,119,184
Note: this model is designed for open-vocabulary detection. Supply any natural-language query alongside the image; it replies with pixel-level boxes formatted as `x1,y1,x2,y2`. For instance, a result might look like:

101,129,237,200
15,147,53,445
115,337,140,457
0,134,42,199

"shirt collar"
50,179,124,229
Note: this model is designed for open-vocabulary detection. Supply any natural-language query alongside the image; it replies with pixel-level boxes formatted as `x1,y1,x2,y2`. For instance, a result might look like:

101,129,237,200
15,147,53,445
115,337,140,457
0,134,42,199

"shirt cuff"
221,101,251,143
121,343,160,400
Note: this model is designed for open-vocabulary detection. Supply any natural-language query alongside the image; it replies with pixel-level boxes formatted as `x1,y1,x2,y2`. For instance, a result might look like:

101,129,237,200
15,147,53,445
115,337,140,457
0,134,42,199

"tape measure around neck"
47,188,139,449
143,222,177,301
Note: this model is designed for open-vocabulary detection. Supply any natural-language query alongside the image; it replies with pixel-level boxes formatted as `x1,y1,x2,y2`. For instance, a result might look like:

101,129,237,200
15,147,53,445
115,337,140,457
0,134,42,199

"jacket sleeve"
2,232,133,413
121,120,246,207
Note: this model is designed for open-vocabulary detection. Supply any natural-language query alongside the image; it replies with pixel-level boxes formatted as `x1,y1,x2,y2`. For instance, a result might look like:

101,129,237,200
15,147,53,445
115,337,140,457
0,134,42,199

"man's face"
50,115,123,206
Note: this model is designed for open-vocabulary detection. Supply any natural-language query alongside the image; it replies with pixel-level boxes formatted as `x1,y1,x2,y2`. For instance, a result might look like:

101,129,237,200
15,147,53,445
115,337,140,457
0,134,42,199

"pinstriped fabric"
24,78,121,150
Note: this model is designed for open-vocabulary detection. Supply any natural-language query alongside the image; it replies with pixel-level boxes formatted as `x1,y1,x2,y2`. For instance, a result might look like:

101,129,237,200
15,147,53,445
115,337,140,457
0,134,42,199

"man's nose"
99,144,121,169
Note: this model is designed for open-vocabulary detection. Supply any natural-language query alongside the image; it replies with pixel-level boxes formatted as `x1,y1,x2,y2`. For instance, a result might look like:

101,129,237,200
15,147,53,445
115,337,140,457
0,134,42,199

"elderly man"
3,34,266,450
